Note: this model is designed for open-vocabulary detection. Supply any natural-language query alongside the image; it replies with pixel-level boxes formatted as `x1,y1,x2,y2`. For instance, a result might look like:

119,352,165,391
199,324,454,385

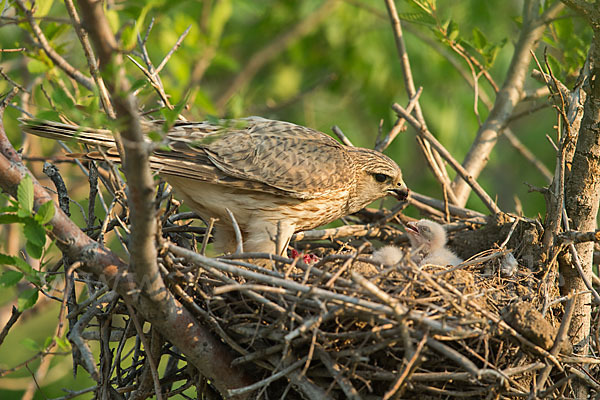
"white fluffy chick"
372,245,404,265
405,219,463,266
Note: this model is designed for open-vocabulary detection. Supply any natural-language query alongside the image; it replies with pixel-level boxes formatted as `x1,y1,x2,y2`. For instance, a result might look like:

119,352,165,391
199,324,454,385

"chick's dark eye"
374,173,388,183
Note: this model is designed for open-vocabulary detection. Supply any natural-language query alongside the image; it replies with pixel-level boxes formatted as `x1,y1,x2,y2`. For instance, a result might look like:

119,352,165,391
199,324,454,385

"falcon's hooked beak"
389,185,409,201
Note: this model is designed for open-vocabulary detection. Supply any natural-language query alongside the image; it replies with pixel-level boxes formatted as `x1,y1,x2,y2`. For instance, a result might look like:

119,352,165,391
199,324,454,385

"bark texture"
562,35,600,361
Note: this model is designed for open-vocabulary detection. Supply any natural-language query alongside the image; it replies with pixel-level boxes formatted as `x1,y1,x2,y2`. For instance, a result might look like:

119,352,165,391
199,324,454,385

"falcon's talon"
289,248,318,264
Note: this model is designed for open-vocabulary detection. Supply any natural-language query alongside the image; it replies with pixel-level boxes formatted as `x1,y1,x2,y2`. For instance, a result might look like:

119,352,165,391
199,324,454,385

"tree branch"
76,0,161,303
451,0,565,206
383,0,455,202
14,0,95,91
392,103,501,214
0,127,254,399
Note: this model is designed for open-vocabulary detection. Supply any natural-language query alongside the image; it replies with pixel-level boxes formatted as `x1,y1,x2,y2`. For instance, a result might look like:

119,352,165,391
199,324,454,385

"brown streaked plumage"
21,117,408,256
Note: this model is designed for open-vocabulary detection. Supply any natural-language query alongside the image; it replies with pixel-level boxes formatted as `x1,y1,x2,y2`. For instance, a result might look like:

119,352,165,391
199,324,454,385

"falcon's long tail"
20,118,117,148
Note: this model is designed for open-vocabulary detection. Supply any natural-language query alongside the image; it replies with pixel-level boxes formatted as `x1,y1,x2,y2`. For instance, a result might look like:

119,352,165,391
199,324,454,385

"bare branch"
383,0,454,200
331,125,354,147
76,0,163,302
375,87,422,152
451,1,565,206
392,103,501,214
14,0,95,91
559,230,600,244
63,0,115,117
155,24,192,75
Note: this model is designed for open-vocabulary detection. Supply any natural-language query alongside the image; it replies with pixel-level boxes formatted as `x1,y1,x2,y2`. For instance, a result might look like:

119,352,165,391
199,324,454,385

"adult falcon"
22,117,408,256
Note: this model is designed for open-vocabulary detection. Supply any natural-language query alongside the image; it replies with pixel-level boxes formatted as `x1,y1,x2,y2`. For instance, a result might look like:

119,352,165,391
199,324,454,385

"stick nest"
159,211,597,399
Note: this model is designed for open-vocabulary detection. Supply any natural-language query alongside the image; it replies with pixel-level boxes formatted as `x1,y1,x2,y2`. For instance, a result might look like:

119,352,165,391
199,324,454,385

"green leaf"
33,0,54,17
0,202,19,213
147,131,163,142
397,12,436,26
54,335,71,351
0,270,24,287
43,336,53,349
0,253,35,276
472,27,487,50
160,95,189,131
35,201,55,225
0,214,21,224
24,219,46,247
18,288,39,311
45,22,70,41
51,86,75,109
447,20,459,41
130,78,148,93
483,40,506,68
17,175,34,216
122,2,155,50
21,338,41,352
26,240,43,260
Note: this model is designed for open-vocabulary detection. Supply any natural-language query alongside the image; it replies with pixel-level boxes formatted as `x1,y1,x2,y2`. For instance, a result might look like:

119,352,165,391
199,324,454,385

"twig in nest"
316,345,361,400
125,303,163,400
227,357,308,397
226,208,244,254
383,333,427,400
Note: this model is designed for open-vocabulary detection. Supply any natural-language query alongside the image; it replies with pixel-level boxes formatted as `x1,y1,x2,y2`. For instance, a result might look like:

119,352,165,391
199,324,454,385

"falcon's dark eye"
374,173,388,183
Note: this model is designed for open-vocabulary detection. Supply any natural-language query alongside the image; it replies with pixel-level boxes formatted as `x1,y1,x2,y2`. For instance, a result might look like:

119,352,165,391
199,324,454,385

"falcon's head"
347,148,408,212
405,219,447,252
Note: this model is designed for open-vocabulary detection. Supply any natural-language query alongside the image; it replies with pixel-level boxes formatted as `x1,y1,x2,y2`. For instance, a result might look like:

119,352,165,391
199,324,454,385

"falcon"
22,117,408,256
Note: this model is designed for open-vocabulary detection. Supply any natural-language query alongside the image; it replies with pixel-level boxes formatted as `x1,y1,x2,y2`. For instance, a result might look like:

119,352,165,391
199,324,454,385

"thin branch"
392,103,501,214
559,230,600,244
375,87,422,152
126,303,163,400
14,0,95,91
534,292,576,393
331,126,354,147
0,306,22,347
155,25,192,74
76,0,164,303
226,208,244,254
451,1,565,206
63,0,115,117
227,357,307,398
383,0,453,198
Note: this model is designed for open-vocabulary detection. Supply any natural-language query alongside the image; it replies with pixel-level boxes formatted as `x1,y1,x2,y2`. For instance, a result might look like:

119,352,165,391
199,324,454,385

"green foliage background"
0,0,592,397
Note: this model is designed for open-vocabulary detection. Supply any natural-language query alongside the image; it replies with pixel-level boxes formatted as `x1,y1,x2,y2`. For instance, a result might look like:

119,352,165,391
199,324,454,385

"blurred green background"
0,0,590,397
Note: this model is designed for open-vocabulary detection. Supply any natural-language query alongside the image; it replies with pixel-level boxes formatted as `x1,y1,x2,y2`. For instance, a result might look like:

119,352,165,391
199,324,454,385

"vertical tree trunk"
562,37,600,398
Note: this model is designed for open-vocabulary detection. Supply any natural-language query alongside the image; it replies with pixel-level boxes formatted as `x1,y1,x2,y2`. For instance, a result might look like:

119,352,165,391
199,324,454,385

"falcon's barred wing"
21,117,356,199
165,118,355,199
